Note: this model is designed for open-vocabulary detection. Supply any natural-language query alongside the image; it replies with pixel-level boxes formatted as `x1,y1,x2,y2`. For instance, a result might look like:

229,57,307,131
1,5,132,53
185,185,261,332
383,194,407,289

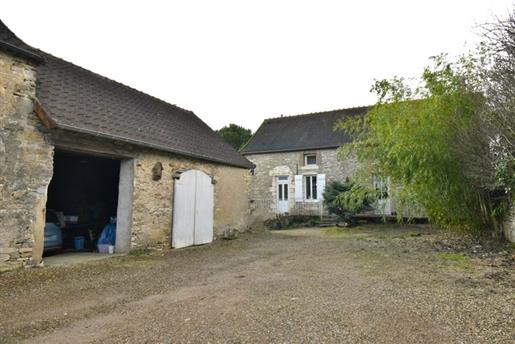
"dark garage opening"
44,150,120,256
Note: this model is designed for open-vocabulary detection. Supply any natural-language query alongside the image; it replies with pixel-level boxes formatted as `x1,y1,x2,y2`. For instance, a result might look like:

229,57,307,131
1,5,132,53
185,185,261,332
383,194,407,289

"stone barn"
0,20,254,269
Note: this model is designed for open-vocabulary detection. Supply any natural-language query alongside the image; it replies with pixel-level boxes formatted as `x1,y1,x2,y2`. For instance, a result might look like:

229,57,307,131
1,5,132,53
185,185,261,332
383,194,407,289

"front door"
277,176,289,213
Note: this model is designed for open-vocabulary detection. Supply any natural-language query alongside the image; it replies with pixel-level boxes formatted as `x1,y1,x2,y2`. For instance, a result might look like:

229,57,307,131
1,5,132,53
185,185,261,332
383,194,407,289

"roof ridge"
264,105,371,122
37,49,195,116
240,105,369,154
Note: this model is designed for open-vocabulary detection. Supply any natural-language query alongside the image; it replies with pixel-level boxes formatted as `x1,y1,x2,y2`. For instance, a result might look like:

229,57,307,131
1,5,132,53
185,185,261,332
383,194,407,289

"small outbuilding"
0,20,254,268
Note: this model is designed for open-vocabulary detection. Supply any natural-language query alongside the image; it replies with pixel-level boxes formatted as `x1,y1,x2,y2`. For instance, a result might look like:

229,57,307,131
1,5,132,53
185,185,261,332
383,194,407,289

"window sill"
300,165,319,170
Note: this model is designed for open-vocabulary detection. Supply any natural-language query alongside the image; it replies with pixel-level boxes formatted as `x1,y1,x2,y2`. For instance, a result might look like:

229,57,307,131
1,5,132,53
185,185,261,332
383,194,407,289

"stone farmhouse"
0,20,255,268
241,107,394,218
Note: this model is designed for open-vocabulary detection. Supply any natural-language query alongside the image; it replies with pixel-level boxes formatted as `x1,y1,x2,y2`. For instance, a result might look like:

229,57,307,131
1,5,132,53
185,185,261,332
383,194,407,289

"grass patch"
322,227,352,236
436,252,474,271
127,249,151,257
355,236,370,241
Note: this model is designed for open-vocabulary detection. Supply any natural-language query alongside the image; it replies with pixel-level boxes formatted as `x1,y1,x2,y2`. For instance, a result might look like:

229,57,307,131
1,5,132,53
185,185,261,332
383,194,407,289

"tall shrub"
323,180,377,220
337,54,494,232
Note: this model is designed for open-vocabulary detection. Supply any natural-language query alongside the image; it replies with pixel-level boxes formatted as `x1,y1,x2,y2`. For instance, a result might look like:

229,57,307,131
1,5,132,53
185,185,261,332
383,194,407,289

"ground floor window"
305,175,317,200
373,175,389,200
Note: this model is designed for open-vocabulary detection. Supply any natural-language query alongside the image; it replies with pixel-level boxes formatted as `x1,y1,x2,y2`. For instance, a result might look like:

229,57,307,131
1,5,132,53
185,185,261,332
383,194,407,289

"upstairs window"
304,154,317,166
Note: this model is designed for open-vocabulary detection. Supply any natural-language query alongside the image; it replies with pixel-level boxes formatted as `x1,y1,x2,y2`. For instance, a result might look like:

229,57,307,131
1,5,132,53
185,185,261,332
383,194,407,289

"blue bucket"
74,236,85,250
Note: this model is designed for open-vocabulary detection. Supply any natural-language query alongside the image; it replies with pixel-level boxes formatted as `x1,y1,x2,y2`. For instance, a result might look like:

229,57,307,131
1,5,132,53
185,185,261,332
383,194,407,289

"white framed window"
373,175,388,200
372,174,392,215
304,154,317,166
304,175,317,200
277,176,288,201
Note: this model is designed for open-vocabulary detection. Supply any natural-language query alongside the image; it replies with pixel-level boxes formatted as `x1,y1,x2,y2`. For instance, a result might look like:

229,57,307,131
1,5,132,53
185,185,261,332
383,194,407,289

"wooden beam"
34,101,57,129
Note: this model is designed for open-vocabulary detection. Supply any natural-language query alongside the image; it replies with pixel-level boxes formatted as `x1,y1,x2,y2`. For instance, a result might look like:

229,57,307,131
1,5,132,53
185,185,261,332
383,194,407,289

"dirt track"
0,225,513,343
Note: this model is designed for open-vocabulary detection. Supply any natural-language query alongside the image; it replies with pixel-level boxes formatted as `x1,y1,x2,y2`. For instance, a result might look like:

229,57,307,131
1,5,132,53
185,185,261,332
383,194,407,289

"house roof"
240,107,369,155
0,21,42,63
0,20,254,169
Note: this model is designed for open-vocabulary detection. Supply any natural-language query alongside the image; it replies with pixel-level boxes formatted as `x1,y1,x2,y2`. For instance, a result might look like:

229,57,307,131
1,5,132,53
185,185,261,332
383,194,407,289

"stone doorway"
38,150,134,263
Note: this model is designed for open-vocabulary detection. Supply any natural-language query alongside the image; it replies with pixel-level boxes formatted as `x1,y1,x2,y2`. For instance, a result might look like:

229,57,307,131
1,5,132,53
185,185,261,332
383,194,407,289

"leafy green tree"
336,53,506,233
216,124,252,150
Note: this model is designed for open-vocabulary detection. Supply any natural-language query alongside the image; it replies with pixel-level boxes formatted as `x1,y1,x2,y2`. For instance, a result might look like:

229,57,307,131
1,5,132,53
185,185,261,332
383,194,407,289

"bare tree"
482,11,515,158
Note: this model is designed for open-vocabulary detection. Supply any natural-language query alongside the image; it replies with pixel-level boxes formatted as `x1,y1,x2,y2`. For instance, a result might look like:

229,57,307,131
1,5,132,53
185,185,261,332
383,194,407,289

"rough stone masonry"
0,51,54,268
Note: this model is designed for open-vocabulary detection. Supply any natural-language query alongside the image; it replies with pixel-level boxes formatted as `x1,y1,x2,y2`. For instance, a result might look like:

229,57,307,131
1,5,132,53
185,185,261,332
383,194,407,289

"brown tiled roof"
0,19,253,169
35,52,254,168
240,107,369,154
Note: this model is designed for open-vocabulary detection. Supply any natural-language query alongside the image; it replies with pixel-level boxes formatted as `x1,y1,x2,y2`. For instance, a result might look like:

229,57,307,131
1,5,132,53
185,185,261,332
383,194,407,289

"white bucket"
98,244,115,254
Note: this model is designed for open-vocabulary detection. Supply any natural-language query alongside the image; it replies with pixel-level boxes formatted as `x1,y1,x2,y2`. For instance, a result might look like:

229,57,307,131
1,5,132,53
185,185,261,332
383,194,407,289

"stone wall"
245,149,357,218
130,149,251,248
503,205,515,243
211,164,251,234
0,51,54,269
47,130,251,250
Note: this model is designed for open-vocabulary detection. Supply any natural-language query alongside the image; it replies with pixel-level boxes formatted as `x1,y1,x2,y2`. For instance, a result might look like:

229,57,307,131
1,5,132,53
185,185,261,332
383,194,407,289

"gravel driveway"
0,225,513,343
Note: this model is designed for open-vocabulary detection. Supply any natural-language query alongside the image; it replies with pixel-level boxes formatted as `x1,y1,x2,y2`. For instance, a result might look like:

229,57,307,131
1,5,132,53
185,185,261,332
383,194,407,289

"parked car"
44,211,63,252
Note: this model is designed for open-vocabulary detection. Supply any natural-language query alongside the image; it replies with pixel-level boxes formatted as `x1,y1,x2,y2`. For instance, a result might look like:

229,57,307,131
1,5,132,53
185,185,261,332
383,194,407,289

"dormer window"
304,154,317,166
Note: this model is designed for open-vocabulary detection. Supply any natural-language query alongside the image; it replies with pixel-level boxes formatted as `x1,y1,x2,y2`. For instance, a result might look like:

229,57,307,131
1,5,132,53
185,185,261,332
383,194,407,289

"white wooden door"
277,176,289,213
172,171,196,248
193,171,214,245
172,170,214,248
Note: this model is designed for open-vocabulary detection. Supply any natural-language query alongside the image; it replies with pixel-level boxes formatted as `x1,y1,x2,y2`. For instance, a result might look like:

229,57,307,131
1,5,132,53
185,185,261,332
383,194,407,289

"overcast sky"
2,1,512,131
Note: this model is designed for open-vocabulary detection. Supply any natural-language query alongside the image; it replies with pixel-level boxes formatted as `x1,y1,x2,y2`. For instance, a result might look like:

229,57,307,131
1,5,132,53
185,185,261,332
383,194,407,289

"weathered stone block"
0,247,16,254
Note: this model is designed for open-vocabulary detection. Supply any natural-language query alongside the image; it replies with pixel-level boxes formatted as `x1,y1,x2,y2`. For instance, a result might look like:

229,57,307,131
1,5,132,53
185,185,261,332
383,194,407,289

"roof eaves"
241,144,343,155
54,122,254,169
0,40,43,64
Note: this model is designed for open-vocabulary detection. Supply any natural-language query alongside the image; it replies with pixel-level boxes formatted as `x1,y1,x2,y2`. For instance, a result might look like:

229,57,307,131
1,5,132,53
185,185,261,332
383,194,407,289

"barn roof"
0,20,253,169
0,20,42,63
240,107,368,155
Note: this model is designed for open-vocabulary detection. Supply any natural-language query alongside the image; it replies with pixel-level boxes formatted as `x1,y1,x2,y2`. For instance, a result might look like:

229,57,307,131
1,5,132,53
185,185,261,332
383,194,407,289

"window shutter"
317,174,326,201
294,175,303,202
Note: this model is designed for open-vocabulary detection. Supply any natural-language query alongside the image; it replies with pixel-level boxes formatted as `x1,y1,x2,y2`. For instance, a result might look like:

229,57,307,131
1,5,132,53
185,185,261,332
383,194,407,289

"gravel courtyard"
0,225,513,343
